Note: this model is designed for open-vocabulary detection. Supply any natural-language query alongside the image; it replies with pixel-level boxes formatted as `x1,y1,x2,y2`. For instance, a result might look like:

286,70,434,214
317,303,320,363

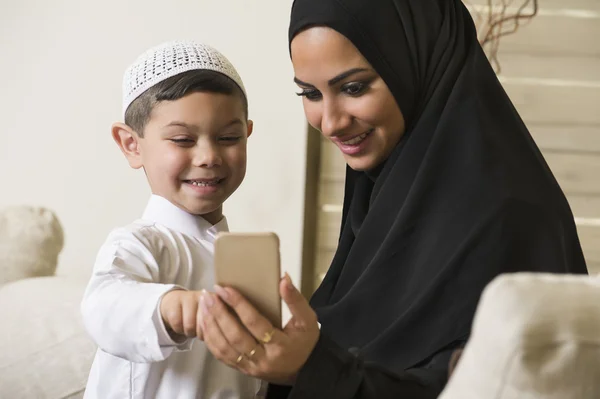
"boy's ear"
112,122,143,169
246,120,254,138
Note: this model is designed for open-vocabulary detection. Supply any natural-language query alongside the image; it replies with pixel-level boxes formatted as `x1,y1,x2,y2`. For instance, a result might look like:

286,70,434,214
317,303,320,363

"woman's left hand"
199,273,320,385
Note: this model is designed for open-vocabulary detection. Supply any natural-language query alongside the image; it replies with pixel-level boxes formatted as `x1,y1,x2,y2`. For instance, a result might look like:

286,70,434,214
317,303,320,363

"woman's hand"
199,273,320,385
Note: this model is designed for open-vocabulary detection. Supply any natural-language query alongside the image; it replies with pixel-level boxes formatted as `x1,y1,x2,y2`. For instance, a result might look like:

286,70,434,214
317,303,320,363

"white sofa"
0,206,95,399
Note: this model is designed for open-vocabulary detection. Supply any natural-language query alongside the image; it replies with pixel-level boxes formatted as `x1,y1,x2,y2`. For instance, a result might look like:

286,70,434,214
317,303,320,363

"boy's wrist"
153,286,194,353
159,289,186,340
164,324,188,343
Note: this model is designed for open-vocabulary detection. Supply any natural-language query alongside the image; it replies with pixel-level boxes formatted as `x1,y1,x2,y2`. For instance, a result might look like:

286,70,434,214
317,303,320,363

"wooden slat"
588,262,600,274
578,225,600,269
491,15,600,57
467,0,600,12
567,196,600,218
544,152,600,196
319,179,344,206
530,125,600,154
319,138,346,181
503,83,600,125
315,249,336,286
496,53,600,82
465,1,600,56
316,210,342,251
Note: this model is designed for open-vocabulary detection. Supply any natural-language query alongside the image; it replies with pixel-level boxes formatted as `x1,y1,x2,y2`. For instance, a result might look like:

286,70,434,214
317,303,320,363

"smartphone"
214,232,282,328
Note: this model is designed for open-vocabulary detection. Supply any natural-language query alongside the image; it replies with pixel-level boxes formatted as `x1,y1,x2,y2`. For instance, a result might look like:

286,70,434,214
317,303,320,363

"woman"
199,0,588,397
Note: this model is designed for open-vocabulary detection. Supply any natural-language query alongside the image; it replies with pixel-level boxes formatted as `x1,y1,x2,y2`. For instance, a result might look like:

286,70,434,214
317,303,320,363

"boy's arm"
81,227,192,363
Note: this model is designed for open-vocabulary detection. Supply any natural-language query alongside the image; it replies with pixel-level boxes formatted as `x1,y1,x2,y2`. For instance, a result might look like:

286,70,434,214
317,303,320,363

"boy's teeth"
342,132,369,145
190,180,219,186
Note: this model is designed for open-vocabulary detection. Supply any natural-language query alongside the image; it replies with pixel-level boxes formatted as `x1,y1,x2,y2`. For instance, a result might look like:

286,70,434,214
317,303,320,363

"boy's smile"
183,177,225,194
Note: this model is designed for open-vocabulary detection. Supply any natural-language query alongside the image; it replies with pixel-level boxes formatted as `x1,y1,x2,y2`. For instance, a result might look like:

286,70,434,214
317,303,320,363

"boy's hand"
160,290,205,341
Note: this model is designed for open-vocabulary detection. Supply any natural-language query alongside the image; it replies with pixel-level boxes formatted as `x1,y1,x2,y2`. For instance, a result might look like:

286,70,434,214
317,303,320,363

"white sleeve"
81,226,193,363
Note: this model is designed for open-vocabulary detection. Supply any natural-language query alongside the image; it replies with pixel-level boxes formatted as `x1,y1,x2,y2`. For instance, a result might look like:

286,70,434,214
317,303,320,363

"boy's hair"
125,69,248,136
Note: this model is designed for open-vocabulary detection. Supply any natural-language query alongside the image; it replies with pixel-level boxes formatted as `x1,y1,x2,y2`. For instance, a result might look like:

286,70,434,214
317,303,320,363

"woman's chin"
345,155,382,172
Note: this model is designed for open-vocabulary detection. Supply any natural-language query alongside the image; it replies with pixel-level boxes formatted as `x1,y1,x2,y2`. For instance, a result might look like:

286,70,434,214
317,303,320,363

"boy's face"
118,91,252,224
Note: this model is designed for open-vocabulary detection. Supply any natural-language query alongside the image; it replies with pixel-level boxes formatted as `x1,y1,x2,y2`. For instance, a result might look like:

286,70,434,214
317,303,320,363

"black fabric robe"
268,0,588,397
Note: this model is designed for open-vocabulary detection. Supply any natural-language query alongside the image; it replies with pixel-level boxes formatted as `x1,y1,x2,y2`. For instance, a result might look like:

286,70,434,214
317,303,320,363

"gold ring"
261,329,275,344
235,354,244,364
247,346,258,359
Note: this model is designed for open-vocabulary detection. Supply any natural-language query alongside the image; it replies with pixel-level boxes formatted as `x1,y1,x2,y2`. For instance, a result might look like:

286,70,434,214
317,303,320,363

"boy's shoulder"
101,219,163,252
102,217,207,253
109,218,157,237
96,218,213,269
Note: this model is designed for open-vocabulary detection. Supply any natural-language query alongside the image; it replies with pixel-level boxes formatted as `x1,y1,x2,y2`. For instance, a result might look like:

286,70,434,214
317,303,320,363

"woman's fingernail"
284,272,294,291
200,295,208,315
202,291,214,308
201,297,213,318
214,284,230,301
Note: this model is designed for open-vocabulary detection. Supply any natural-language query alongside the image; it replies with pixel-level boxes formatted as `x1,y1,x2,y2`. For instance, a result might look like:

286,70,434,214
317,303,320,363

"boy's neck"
144,194,225,229
199,210,224,226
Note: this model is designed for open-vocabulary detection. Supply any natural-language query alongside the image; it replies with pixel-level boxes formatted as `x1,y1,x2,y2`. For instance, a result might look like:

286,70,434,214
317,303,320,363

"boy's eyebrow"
223,118,244,128
294,67,371,88
164,118,244,130
165,121,196,131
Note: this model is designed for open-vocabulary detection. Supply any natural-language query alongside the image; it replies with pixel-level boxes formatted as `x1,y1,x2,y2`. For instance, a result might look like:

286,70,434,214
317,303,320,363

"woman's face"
291,26,406,171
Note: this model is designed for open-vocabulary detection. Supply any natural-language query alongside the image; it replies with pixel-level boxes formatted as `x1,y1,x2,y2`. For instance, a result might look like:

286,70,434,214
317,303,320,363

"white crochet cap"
122,40,246,117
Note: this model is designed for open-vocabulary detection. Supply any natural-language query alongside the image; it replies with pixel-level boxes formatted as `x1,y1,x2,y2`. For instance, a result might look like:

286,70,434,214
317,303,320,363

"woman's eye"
342,82,368,96
296,89,323,101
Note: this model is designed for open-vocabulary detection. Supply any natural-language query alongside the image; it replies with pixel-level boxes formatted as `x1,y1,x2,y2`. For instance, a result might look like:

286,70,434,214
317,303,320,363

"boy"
81,40,258,399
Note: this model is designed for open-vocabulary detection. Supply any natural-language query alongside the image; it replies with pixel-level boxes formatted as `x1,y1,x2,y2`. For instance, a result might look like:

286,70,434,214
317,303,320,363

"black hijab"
289,0,587,372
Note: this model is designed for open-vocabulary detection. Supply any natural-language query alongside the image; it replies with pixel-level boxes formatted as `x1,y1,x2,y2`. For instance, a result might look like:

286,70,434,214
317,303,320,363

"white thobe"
81,195,258,399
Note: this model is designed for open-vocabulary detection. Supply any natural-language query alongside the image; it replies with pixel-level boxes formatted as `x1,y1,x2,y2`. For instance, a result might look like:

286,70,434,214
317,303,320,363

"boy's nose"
193,143,222,168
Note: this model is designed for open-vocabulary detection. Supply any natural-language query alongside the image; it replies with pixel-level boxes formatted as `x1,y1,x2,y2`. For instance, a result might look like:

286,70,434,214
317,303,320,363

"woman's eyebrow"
294,67,371,87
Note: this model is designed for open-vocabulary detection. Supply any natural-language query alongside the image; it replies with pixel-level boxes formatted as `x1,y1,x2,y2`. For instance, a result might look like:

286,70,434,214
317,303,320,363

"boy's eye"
296,88,322,101
341,81,368,96
219,136,242,143
169,138,195,145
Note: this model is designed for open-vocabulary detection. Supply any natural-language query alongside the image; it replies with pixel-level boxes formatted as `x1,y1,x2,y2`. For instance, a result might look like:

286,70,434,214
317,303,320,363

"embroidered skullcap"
122,40,246,116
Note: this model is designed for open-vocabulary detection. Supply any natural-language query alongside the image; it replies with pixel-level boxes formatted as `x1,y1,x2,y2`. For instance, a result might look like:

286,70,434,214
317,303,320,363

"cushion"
0,206,64,285
0,276,95,398
440,272,600,399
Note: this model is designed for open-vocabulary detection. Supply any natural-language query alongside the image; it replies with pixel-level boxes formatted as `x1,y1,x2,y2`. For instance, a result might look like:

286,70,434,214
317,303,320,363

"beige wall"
313,0,600,289
0,0,308,285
